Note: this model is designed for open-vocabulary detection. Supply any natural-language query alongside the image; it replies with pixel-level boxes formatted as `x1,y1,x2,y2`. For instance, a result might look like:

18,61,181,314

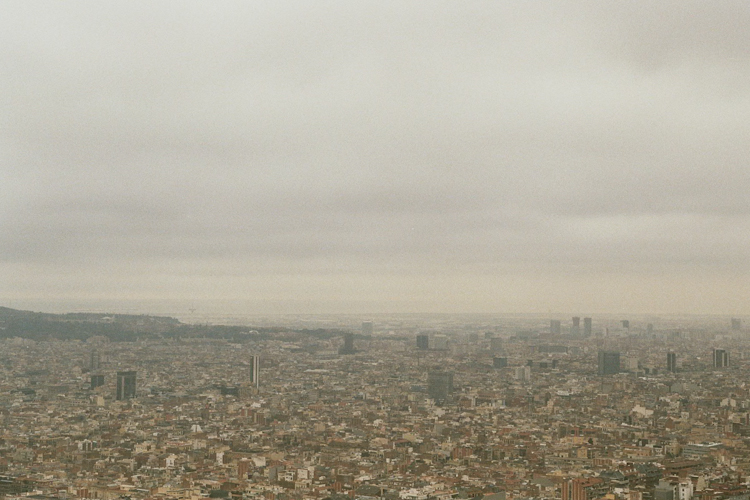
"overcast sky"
2,1,750,316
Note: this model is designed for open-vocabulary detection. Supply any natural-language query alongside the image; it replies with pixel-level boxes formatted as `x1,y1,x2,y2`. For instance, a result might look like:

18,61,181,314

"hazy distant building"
731,318,742,330
90,374,104,389
250,355,260,388
647,323,654,335
416,334,429,350
550,320,561,335
427,371,454,402
583,317,592,337
361,321,373,336
90,351,101,370
713,348,729,368
339,332,356,355
624,356,639,372
667,352,677,373
597,351,620,375
116,371,136,400
621,320,630,329
490,337,504,352
493,357,508,368
514,365,532,382
571,317,580,336
431,334,448,350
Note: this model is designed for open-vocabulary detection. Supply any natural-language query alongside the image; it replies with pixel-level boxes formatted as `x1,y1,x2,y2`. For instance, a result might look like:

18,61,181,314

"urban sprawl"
1,311,749,500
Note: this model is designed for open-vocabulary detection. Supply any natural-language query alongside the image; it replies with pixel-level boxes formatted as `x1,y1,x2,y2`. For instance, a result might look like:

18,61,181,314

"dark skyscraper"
116,371,136,400
597,351,620,375
621,320,630,329
250,355,260,388
416,334,429,350
90,374,104,389
667,352,676,373
339,332,356,354
583,317,592,337
713,349,729,368
90,350,101,370
550,320,561,335
427,371,454,402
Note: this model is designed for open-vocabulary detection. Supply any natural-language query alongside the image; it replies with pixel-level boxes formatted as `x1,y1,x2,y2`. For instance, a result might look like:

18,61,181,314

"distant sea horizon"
0,298,741,331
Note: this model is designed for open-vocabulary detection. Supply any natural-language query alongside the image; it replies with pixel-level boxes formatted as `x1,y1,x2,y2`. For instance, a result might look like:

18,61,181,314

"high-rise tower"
427,371,454,402
90,374,105,389
713,349,729,368
597,351,620,375
250,355,260,388
667,352,677,373
116,371,136,400
90,350,101,370
339,332,356,355
571,317,580,336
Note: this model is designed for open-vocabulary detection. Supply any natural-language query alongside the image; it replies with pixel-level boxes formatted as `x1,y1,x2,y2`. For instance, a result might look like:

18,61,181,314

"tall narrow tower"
583,317,592,337
339,332,356,354
90,350,101,370
571,317,580,336
667,352,677,373
250,355,260,388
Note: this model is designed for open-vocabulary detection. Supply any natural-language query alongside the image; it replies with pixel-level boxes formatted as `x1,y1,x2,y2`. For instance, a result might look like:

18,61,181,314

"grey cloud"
2,1,750,313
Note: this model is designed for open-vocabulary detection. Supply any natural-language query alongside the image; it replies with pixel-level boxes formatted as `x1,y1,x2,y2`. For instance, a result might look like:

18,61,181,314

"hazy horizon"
1,299,744,323
3,2,750,315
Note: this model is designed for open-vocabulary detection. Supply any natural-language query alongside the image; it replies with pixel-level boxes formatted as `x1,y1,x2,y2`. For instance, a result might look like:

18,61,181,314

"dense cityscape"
2,309,750,500
4,4,749,500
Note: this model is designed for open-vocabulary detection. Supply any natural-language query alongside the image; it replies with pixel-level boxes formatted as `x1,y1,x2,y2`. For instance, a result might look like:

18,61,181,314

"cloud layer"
2,1,750,314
